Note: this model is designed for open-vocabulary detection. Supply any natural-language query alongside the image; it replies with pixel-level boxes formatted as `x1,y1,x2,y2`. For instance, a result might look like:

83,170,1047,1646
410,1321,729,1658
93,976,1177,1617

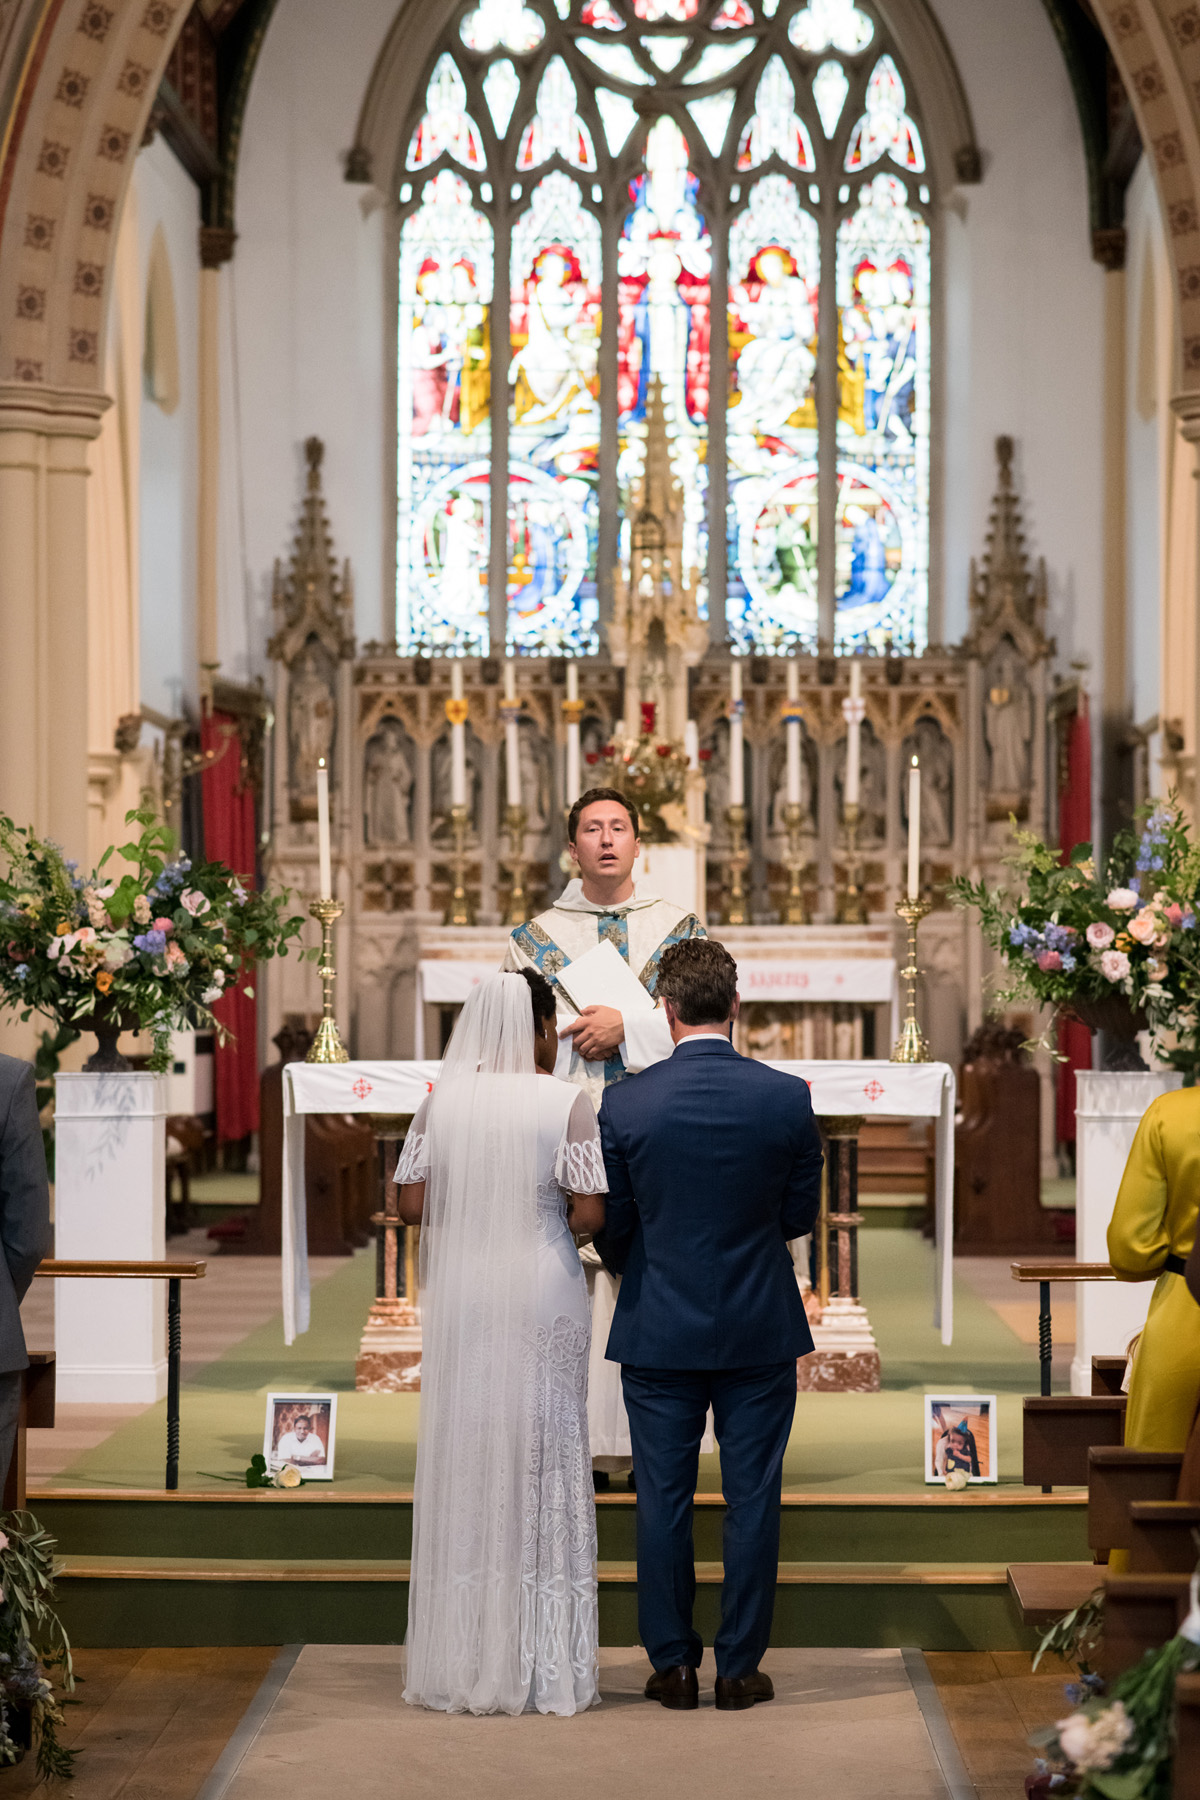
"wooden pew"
1024,1395,1126,1488
1091,1355,1127,1397
955,1029,1057,1252
1124,1501,1200,1574
1176,1674,1200,1800
1098,1572,1193,1682
1,1353,55,1510
1088,1448,1184,1559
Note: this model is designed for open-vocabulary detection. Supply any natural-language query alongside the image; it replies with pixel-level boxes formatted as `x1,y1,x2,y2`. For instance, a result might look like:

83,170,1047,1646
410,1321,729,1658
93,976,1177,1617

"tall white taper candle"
565,662,581,804
503,658,521,807
316,758,332,899
450,660,467,808
785,658,801,806
728,658,744,807
844,659,861,808
907,755,921,899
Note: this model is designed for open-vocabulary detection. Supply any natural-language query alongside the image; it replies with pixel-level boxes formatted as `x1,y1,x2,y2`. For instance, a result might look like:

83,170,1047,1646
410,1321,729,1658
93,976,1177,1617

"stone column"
798,1114,882,1392
0,386,109,856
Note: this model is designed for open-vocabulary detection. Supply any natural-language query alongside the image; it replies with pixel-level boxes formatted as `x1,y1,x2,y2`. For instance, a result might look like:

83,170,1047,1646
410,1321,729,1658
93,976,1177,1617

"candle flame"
318,757,326,769
910,754,919,768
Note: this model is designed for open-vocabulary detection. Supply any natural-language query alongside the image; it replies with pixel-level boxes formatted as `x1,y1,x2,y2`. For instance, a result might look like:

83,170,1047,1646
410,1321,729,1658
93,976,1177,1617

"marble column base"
796,1297,882,1393
355,1301,422,1392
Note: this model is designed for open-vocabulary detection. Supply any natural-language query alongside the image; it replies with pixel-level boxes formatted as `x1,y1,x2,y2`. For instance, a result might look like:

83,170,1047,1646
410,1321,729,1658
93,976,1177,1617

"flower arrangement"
0,1512,75,1778
951,804,1200,1072
584,704,701,844
0,808,307,1072
1028,1567,1200,1798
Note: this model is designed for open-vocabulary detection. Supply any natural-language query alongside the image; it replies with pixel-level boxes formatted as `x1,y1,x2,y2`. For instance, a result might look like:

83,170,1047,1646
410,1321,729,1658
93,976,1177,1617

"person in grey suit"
0,1055,51,1490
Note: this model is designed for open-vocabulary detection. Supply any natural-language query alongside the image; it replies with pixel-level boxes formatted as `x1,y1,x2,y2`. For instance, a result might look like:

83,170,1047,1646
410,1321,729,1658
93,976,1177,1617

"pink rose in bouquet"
1086,922,1115,948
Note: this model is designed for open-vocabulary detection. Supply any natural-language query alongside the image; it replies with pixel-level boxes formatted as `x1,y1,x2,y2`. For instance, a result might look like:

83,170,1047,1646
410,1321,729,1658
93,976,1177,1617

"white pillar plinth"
635,843,703,918
1070,1070,1181,1395
54,1072,168,1403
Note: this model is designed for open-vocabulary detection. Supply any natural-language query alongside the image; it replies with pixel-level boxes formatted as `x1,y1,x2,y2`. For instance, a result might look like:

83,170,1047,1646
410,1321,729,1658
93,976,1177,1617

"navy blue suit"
595,1036,823,1678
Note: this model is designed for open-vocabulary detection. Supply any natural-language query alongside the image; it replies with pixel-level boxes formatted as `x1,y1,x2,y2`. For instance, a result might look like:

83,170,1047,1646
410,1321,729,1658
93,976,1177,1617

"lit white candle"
315,757,333,899
450,660,467,809
565,662,581,805
728,658,744,808
907,755,921,899
503,659,521,807
785,658,802,807
844,658,862,809
684,719,699,771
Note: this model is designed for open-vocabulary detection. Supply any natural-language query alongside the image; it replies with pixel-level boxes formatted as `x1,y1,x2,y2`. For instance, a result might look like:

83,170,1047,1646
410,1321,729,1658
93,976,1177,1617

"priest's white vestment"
504,879,705,1466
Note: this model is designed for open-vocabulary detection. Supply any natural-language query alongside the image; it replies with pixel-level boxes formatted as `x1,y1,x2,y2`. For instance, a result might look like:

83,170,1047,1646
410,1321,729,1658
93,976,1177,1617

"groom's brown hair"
656,939,738,1026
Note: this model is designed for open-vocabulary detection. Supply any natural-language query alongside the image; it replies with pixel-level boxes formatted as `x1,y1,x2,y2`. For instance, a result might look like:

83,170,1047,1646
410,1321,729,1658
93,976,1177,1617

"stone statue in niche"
363,716,414,847
833,722,886,843
703,720,733,848
288,639,336,817
517,720,550,835
985,641,1032,798
431,729,481,831
902,716,953,847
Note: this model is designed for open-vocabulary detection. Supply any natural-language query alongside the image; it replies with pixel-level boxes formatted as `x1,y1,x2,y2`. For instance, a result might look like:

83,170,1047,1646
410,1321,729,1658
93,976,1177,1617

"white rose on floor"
1057,1701,1134,1771
944,1468,969,1491
273,1464,303,1489
1099,949,1131,982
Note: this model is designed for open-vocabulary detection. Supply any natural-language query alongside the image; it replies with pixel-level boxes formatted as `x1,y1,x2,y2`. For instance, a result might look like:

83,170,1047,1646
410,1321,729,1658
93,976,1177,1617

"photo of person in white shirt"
273,1412,327,1466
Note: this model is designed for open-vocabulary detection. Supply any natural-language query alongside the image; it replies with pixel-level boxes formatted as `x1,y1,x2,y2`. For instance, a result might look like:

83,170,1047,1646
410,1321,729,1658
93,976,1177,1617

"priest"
503,785,705,1484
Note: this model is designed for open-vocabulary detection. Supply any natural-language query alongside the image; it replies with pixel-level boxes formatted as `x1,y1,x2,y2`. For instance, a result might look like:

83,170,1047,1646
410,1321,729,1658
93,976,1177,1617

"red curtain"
1056,696,1093,1145
202,710,260,1142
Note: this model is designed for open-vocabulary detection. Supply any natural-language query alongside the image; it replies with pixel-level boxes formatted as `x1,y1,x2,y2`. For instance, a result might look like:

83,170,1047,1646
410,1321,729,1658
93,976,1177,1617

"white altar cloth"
281,1057,955,1346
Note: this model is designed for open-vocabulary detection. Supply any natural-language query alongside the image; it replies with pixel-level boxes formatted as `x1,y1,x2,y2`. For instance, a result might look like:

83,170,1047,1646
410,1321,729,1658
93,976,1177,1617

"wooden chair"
955,1026,1058,1252
1,1353,55,1511
165,1113,207,1237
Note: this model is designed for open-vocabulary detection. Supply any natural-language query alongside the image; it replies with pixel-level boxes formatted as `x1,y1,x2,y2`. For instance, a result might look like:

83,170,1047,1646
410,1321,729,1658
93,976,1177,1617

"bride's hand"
560,1005,624,1063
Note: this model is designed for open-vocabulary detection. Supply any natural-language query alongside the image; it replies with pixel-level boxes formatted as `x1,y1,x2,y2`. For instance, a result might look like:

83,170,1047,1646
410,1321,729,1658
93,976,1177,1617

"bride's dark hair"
515,965,556,1028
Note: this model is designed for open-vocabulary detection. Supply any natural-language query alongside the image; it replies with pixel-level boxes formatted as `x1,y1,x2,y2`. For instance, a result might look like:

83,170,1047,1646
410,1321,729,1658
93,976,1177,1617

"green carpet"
48,1230,1045,1496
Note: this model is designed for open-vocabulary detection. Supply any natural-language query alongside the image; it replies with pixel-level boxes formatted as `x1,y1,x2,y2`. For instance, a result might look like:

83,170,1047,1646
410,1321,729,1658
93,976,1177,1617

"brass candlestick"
780,800,809,925
306,897,349,1064
891,894,933,1063
503,802,528,926
837,800,869,924
444,802,474,927
723,803,749,926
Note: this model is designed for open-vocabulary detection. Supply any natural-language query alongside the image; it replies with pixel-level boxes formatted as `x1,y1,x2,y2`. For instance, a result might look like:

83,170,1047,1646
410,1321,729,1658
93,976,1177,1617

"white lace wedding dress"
398,1062,606,1717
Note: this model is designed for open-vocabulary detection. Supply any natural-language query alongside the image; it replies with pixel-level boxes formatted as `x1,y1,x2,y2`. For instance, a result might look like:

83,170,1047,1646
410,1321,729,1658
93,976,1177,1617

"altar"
278,1056,955,1362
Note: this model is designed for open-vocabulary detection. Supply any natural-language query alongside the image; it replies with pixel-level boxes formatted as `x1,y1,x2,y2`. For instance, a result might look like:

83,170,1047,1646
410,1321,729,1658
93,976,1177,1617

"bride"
396,968,608,1715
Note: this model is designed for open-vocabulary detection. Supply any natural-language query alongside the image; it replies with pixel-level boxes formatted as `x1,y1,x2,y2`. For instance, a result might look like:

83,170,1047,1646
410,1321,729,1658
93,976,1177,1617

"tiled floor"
19,1230,349,1483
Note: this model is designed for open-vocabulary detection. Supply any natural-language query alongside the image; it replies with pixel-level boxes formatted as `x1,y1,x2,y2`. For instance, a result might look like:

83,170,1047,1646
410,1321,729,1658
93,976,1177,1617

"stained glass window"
396,0,933,656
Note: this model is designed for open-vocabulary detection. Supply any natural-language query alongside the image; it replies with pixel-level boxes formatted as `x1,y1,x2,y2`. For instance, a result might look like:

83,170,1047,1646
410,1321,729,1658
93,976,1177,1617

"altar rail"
1010,1261,1116,1397
34,1259,206,1490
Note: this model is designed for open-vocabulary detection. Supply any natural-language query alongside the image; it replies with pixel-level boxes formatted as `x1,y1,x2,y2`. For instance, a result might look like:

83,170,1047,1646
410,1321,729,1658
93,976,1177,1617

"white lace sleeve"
555,1089,608,1194
394,1094,432,1184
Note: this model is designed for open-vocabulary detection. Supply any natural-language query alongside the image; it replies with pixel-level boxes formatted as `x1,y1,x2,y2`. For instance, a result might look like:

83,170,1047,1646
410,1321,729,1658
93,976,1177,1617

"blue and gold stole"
510,911,705,1087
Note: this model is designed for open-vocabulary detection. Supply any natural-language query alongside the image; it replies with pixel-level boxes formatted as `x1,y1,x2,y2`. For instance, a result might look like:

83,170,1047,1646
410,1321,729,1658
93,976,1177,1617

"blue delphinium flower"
1184,913,1197,931
14,964,28,981
1060,953,1076,973
133,928,167,955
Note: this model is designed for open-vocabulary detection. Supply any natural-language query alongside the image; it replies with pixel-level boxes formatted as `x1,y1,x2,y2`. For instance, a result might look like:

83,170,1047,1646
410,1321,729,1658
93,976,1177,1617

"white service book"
554,937,656,1018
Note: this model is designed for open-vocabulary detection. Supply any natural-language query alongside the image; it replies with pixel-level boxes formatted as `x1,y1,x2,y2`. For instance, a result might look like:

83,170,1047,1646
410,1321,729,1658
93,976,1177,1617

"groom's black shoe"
645,1665,699,1710
714,1671,774,1711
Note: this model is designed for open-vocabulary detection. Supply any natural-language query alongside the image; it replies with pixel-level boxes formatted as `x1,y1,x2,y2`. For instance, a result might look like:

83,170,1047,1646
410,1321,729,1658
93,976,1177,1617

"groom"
595,938,823,1712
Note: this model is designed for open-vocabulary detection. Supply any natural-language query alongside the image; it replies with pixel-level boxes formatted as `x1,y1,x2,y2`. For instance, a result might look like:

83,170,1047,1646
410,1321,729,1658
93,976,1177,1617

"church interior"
4,0,1200,1793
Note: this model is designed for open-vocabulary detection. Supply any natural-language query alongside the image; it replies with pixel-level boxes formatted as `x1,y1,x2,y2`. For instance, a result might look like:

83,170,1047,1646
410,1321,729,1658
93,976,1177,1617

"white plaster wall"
223,0,395,673
1124,156,1170,733
932,0,1105,678
134,136,200,719
226,0,1107,694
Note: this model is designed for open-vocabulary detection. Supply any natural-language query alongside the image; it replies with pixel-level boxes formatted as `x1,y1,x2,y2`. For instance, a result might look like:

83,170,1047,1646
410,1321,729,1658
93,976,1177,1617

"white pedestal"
635,842,704,919
54,1072,168,1403
1070,1070,1182,1395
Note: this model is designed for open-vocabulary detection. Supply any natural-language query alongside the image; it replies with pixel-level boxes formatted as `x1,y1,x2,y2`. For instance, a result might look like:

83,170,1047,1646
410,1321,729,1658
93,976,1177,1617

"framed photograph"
263,1392,337,1481
924,1394,997,1485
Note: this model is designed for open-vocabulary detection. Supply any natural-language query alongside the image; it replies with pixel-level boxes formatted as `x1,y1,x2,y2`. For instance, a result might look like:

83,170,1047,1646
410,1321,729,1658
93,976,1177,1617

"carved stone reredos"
268,437,356,667
961,434,1053,663
609,378,706,670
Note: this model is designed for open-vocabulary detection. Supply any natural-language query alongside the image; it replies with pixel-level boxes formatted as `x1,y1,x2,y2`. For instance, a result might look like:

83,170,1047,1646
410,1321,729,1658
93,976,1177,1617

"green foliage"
245,1453,272,1488
0,1511,75,1778
0,808,308,1071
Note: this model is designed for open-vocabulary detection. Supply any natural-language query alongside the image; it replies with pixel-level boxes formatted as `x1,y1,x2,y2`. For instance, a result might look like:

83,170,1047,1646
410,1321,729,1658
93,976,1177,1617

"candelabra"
780,801,809,925
837,800,869,924
723,803,749,926
306,898,349,1064
891,894,933,1063
444,802,474,927
502,802,528,926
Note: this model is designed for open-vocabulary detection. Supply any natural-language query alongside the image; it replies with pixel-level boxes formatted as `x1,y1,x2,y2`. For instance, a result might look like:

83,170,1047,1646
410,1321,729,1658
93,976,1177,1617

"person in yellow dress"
1107,1087,1200,1454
